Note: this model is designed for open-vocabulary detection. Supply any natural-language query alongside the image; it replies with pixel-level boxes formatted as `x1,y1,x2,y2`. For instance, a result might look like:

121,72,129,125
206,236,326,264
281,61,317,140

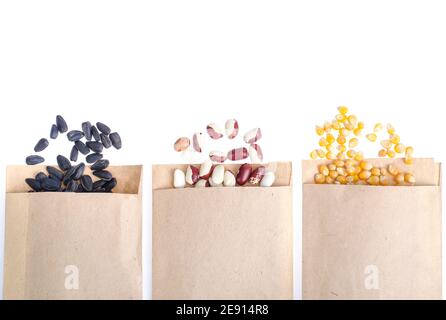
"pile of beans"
173,161,276,188
174,119,263,163
310,107,416,186
24,115,121,192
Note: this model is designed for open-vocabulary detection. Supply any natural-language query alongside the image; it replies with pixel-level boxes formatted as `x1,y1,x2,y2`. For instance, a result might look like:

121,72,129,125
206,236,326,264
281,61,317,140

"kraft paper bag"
152,162,293,300
302,158,442,300
3,165,143,300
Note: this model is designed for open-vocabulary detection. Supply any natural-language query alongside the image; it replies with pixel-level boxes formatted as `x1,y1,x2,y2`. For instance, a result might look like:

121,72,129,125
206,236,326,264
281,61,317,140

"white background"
0,0,445,300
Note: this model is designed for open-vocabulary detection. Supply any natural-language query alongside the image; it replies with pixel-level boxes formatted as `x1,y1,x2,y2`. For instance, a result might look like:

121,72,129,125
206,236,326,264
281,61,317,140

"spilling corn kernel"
311,107,415,186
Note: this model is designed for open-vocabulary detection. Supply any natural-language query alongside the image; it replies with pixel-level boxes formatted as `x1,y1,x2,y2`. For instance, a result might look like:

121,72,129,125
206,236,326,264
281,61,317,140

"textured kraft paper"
302,158,442,300
3,165,143,300
152,162,293,300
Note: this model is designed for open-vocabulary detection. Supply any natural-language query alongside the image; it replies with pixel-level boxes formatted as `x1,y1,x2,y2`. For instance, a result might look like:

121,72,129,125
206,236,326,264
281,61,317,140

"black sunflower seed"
72,163,85,180
93,170,113,181
41,177,60,191
100,134,112,149
34,138,49,152
70,145,79,162
109,132,122,150
86,153,103,164
93,179,107,190
96,122,111,135
75,141,90,155
65,180,79,192
50,124,59,139
81,175,93,192
57,155,72,171
56,115,68,133
104,178,117,192
26,155,45,165
35,172,47,181
63,165,77,184
91,126,101,142
82,121,92,141
86,141,103,153
47,166,64,181
25,178,41,191
91,159,109,171
76,184,84,193
67,130,84,142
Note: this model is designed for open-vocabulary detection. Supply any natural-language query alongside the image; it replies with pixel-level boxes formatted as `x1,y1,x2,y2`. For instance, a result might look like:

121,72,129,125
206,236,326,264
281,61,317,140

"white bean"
248,144,263,163
185,165,200,185
225,119,239,139
199,160,214,179
209,150,227,163
192,132,204,152
223,170,236,187
211,165,225,185
243,128,262,144
195,179,209,188
260,171,275,187
173,169,186,188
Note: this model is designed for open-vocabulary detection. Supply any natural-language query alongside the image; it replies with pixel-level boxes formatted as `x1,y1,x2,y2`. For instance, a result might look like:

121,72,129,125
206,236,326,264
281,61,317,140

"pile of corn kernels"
311,106,415,186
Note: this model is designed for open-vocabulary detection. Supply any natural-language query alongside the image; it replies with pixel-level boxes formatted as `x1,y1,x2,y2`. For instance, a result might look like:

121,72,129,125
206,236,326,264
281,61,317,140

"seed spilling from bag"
81,175,93,192
82,121,92,141
227,147,248,161
223,170,236,187
186,165,200,185
91,125,101,141
225,119,239,139
56,115,68,133
199,160,214,179
86,153,103,164
34,138,49,152
26,155,45,165
70,145,79,162
100,134,112,149
41,177,61,191
86,141,104,153
26,178,41,191
207,123,224,140
243,128,262,144
249,166,265,185
211,165,225,185
192,133,204,152
57,155,72,171
110,132,122,150
209,150,227,163
174,169,186,188
236,163,252,186
75,141,90,155
96,122,111,135
93,170,112,181
47,166,64,181
50,124,59,139
174,137,190,152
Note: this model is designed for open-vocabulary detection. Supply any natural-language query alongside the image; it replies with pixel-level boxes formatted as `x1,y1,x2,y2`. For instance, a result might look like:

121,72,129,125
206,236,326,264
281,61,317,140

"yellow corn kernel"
326,144,335,153
349,138,359,148
380,175,390,186
348,115,357,126
314,173,326,184
324,121,332,132
380,140,392,149
357,121,365,129
371,167,381,176
316,125,325,136
360,161,373,171
366,133,377,142
390,134,400,144
319,138,329,147
353,128,362,136
335,114,346,122
347,149,356,158
337,167,347,176
326,152,336,160
340,128,351,137
336,176,347,184
334,160,345,168
381,168,389,176
310,150,318,159
337,152,346,160
354,151,364,161
404,157,414,165
354,166,362,175
387,150,396,158
345,159,357,167
387,124,395,135
346,175,355,184
337,135,347,145
406,146,414,156
374,123,383,132
388,165,399,176
328,164,337,171
395,173,405,185
331,120,341,131
395,143,405,154
378,149,388,158
316,149,326,158
325,176,334,184
405,173,416,185
344,123,354,131
338,106,349,114
359,170,372,180
319,165,329,176
326,133,335,144
337,144,347,152
367,176,380,186
346,166,357,175
329,170,339,179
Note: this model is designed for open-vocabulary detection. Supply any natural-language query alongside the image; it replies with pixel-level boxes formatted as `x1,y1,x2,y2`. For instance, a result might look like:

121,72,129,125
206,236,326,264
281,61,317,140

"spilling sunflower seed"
25,115,122,193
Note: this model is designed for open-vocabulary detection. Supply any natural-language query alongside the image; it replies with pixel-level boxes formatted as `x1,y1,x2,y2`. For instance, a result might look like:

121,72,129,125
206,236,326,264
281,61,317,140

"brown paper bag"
152,162,293,300
3,165,143,300
302,158,442,300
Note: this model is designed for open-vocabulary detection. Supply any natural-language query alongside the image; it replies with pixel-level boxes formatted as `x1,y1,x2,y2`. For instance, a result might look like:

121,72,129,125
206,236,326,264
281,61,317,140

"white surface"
0,0,445,300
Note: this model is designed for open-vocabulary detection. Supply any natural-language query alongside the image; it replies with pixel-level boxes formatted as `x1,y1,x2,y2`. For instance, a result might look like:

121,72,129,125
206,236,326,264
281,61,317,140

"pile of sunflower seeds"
25,115,122,192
